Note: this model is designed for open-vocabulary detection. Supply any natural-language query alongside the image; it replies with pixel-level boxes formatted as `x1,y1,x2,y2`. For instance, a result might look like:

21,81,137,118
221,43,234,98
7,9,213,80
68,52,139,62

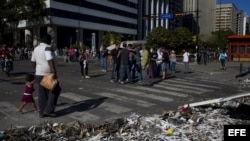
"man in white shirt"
183,49,189,74
156,47,163,77
31,34,60,118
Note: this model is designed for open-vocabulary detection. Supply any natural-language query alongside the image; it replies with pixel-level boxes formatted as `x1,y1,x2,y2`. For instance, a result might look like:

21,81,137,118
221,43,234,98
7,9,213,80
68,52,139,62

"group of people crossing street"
106,42,181,86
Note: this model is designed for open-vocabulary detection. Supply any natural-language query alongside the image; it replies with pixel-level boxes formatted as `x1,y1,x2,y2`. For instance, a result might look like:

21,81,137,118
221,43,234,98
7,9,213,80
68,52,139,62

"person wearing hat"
169,50,177,74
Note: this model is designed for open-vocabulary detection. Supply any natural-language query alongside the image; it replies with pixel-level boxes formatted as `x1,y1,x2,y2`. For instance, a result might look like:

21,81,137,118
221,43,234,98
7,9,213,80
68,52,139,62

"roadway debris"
1,99,250,141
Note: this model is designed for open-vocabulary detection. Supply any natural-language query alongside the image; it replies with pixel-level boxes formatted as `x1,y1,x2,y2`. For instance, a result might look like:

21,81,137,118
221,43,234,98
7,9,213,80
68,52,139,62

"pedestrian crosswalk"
0,77,225,129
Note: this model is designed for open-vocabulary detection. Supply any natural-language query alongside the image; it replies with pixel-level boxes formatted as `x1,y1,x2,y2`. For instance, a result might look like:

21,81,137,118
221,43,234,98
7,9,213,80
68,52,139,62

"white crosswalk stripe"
157,81,213,94
59,92,131,114
184,77,228,84
108,87,174,102
93,92,156,107
0,77,225,127
124,85,188,97
167,78,222,89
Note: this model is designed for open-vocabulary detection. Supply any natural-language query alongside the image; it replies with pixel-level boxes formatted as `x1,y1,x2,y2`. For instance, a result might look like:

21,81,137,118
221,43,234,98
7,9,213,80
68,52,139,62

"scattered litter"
1,99,250,141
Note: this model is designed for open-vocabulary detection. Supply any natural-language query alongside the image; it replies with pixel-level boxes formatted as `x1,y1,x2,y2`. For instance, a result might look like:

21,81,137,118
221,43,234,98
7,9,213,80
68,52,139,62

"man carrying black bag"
31,34,61,118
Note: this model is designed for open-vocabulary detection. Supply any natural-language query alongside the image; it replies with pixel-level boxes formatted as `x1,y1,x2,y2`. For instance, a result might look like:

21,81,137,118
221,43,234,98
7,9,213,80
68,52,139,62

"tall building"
18,0,138,49
138,0,183,40
236,10,244,35
183,0,216,40
215,3,238,33
246,17,250,34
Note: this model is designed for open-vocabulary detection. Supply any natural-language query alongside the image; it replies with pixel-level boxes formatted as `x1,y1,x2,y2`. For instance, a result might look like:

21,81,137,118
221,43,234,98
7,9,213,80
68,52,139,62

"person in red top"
18,74,39,113
1,44,13,71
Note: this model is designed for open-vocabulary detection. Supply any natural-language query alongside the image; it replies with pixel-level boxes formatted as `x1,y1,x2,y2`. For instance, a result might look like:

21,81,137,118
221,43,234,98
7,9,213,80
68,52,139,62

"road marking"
0,102,20,121
0,102,43,124
108,88,173,102
166,79,221,89
125,85,188,97
157,82,212,94
93,92,155,107
184,77,227,84
59,92,131,114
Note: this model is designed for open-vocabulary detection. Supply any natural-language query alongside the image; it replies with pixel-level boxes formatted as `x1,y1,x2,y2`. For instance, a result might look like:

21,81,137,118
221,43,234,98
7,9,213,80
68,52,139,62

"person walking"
169,50,177,74
156,47,163,78
219,50,227,70
79,48,91,78
100,45,108,72
110,42,121,83
161,47,169,79
18,74,39,113
149,48,158,78
183,49,189,74
141,45,151,86
133,47,142,82
31,34,61,118
117,43,131,84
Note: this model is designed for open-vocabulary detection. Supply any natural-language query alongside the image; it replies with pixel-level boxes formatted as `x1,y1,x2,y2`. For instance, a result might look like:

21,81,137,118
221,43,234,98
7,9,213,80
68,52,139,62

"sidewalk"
187,61,250,82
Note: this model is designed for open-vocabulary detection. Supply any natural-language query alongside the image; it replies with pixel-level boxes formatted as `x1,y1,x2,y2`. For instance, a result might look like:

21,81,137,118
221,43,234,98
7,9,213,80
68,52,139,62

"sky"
218,0,250,16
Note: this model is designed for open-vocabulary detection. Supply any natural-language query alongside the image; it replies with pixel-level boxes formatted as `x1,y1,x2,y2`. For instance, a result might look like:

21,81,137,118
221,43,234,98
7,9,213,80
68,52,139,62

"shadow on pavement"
56,97,108,117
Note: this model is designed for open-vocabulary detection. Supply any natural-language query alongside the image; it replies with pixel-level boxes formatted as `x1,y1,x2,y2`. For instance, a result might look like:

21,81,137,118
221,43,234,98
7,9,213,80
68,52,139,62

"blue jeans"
184,62,189,74
120,64,130,82
134,62,142,81
100,58,107,71
111,63,120,80
142,67,150,84
170,62,176,72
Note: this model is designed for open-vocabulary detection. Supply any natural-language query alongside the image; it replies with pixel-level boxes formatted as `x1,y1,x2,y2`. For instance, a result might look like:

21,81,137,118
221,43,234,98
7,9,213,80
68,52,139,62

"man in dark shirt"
110,42,121,82
117,43,131,84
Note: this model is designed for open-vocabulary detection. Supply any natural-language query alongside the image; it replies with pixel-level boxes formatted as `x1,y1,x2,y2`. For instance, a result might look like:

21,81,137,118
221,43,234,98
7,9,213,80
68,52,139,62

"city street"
0,57,249,130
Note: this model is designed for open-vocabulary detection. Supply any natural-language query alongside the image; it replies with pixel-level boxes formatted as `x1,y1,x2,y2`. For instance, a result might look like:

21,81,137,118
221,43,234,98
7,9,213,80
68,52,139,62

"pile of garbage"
1,100,250,141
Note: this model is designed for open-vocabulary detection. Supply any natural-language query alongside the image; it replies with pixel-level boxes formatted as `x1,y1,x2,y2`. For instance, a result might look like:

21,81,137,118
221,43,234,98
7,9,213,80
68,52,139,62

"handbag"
40,73,57,90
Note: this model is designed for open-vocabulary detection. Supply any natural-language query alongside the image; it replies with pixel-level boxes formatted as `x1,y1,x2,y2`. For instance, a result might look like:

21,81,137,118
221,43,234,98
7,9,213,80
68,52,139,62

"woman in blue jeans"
169,50,176,73
100,46,108,72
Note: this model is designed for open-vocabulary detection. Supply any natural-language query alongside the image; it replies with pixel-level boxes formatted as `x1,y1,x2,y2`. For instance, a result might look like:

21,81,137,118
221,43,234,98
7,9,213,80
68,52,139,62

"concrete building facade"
215,3,238,33
183,0,216,41
18,0,138,49
138,0,183,40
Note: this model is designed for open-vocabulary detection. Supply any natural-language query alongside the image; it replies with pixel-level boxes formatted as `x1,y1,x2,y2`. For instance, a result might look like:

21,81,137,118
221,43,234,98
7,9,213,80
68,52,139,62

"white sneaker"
85,76,90,78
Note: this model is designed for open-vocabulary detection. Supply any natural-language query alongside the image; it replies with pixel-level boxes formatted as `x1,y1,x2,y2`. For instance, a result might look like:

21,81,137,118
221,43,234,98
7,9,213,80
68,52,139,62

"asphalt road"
0,57,249,130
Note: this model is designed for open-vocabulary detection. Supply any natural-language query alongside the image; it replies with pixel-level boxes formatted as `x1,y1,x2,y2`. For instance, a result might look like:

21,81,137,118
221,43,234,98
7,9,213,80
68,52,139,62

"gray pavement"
188,61,250,82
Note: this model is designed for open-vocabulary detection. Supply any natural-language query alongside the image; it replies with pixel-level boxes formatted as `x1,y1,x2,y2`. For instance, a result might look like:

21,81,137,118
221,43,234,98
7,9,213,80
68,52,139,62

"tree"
211,29,234,51
0,0,46,45
101,32,120,47
168,27,193,53
144,26,169,48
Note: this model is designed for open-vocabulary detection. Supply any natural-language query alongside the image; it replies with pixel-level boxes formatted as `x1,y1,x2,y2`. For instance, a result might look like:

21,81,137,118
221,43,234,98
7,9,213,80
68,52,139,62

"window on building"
247,45,250,53
239,45,245,53
231,45,237,53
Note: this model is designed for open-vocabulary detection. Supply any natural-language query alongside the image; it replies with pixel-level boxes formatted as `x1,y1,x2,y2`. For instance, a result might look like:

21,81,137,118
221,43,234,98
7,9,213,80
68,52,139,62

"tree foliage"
211,29,235,50
144,26,193,53
144,26,169,48
169,27,193,49
0,0,46,45
101,32,120,47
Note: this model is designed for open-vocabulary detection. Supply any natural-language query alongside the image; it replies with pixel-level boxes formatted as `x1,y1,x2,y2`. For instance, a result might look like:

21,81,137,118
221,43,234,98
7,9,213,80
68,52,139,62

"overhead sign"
160,13,173,19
